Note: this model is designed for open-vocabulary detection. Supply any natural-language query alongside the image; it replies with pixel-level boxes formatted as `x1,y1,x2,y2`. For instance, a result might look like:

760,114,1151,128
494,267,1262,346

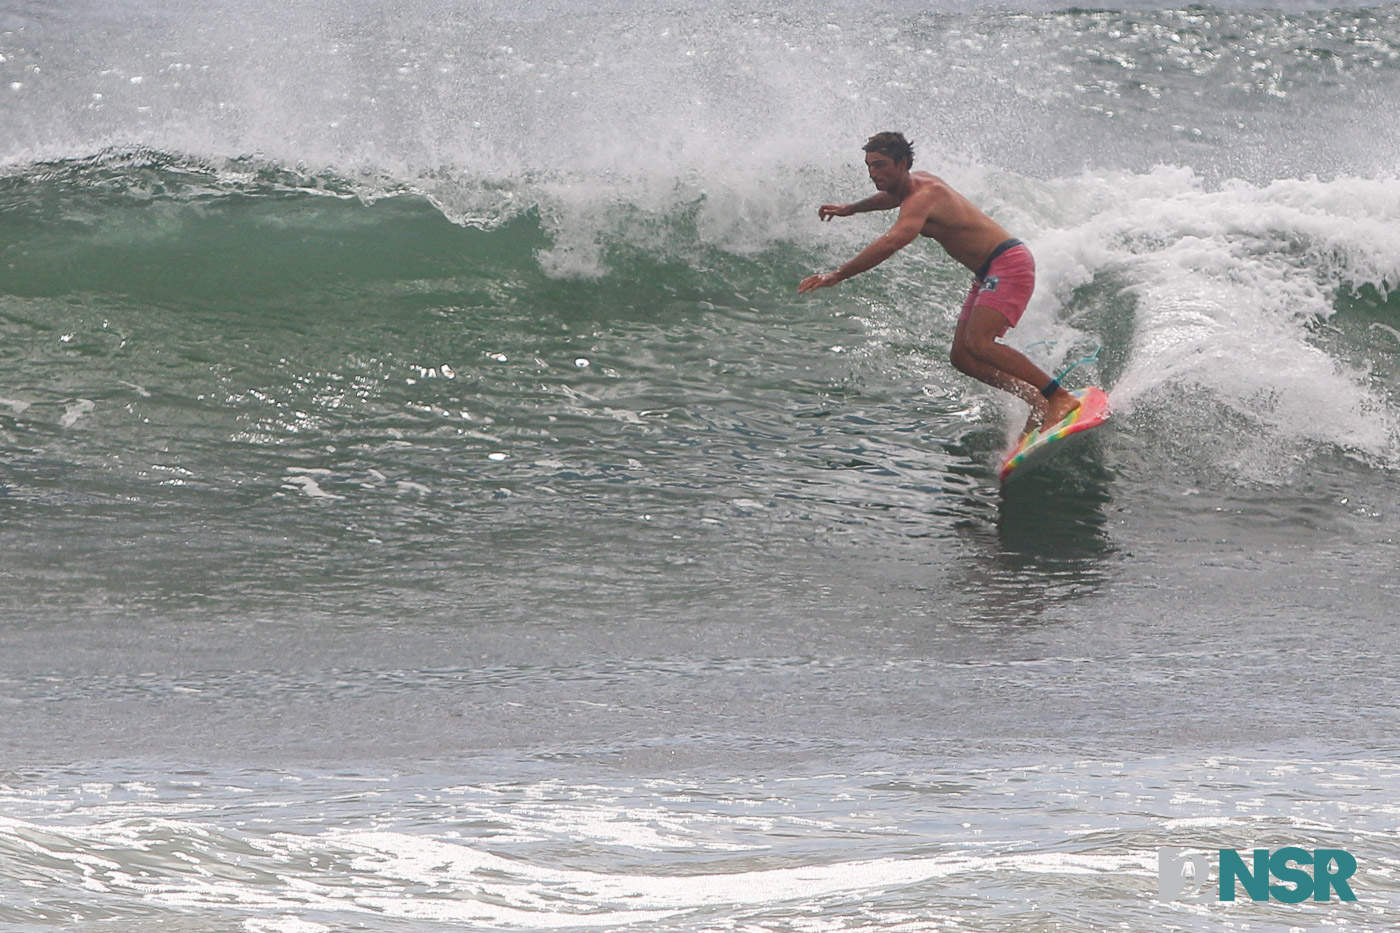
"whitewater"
2,1,1399,931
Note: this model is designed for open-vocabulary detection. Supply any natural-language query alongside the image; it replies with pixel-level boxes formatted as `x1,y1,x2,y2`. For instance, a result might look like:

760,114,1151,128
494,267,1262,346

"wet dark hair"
862,131,914,168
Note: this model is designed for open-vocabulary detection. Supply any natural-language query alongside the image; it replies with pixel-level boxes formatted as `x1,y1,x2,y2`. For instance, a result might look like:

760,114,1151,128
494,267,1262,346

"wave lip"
1022,166,1400,476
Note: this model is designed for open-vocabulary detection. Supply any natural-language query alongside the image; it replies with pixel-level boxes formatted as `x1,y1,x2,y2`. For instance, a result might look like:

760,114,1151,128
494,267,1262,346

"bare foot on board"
1039,390,1081,433
1019,408,1044,443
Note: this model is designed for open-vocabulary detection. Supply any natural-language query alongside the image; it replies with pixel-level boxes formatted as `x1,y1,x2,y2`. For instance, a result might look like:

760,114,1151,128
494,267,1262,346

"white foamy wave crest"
0,811,1146,930
331,830,1147,926
1022,166,1400,474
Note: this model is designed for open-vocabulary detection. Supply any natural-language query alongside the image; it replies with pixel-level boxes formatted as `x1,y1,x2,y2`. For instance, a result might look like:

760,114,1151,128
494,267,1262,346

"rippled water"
2,0,1398,930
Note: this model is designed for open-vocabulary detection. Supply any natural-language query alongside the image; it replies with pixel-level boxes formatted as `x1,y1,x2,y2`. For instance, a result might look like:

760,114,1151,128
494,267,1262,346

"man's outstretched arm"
799,195,930,293
817,191,901,220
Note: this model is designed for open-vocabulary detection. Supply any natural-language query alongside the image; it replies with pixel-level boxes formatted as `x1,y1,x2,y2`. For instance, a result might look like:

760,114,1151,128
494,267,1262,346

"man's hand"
817,204,853,221
798,272,840,293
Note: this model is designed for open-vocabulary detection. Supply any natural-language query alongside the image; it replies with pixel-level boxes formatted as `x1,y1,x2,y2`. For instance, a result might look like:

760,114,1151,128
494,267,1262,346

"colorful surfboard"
997,386,1111,483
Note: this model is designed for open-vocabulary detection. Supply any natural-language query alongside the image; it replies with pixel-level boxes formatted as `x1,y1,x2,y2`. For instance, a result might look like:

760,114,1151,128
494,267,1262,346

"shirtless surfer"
799,132,1079,436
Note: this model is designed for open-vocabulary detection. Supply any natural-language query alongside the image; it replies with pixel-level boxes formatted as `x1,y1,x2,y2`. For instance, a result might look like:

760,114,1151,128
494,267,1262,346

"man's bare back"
799,132,1080,436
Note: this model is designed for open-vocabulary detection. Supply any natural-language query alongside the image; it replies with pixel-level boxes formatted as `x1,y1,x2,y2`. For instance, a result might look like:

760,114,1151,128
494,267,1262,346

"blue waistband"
974,238,1024,281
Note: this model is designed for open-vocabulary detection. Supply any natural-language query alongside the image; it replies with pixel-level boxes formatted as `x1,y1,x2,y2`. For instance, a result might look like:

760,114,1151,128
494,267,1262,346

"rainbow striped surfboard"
997,386,1111,483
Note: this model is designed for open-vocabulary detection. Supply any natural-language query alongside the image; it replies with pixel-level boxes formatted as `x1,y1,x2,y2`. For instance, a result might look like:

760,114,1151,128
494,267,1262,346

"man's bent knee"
949,344,977,376
960,333,1003,369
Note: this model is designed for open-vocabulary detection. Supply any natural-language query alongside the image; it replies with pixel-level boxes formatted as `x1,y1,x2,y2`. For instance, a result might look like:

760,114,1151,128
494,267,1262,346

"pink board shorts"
958,240,1036,337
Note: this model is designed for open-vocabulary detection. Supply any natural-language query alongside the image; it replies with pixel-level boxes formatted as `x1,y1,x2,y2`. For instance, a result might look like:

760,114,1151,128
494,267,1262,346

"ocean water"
2,0,1399,930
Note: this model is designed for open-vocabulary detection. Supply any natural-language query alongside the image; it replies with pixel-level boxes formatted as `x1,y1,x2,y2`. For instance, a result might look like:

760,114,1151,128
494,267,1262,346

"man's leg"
951,305,1080,434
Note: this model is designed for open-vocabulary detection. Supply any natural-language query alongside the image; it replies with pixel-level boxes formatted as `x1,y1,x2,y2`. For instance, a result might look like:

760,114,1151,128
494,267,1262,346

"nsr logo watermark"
1158,847,1358,903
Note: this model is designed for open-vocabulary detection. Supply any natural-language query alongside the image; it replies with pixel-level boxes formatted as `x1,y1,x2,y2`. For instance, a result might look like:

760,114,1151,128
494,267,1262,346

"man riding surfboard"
799,132,1079,436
